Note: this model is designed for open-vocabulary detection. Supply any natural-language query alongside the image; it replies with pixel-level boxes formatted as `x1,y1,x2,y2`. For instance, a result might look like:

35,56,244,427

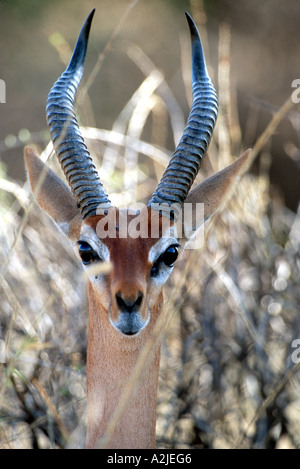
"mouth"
109,311,149,336
122,330,138,336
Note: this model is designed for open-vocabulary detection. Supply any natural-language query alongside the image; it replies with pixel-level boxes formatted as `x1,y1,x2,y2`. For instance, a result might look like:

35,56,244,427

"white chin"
110,311,150,336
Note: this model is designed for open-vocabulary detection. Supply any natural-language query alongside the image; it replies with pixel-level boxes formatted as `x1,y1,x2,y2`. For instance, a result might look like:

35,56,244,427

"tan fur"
86,281,162,448
24,145,251,448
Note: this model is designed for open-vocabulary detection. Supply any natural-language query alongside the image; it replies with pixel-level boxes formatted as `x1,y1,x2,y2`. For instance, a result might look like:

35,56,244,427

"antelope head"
25,9,250,337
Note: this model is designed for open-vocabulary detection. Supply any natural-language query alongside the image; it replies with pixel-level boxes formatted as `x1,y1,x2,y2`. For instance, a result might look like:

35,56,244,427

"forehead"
81,207,177,259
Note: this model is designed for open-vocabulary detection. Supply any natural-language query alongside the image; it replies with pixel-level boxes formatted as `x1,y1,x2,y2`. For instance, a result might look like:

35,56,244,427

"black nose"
116,291,143,313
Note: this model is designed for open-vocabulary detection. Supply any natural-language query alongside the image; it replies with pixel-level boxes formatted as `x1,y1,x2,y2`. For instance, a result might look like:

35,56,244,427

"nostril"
116,291,125,310
116,291,143,312
136,291,143,307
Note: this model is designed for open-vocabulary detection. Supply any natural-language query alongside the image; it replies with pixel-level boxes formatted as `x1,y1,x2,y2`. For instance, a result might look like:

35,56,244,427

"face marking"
77,210,180,336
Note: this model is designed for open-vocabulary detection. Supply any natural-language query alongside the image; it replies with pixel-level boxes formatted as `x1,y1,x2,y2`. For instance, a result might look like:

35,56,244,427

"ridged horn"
46,9,111,219
148,12,218,219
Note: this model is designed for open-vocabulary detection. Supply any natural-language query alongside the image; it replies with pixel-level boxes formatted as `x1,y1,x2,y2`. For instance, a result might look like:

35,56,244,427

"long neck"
85,282,163,449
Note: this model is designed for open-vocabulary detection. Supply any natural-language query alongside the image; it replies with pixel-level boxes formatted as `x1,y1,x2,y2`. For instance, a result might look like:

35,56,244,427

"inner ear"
24,146,81,238
178,150,251,245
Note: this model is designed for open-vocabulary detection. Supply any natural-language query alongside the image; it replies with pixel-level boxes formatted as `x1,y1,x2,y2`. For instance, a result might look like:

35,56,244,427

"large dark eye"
162,245,179,267
78,241,99,265
151,245,179,277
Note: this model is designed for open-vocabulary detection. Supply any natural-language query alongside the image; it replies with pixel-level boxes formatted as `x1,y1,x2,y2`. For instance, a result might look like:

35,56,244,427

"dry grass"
0,10,300,449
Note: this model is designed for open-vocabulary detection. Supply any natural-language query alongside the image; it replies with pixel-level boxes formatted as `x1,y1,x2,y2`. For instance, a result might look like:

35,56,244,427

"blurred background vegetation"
0,0,300,449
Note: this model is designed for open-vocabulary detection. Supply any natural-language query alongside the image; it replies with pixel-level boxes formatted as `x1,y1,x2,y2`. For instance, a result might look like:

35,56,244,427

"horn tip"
185,11,198,40
64,9,95,76
86,8,96,26
185,11,209,81
81,8,96,39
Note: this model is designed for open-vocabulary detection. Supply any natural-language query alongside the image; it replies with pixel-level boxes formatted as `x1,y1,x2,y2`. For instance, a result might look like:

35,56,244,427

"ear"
24,146,81,239
179,149,251,244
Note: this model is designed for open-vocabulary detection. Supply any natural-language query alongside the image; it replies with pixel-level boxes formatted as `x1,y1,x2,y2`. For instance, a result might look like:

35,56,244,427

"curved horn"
148,12,218,218
46,9,111,219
